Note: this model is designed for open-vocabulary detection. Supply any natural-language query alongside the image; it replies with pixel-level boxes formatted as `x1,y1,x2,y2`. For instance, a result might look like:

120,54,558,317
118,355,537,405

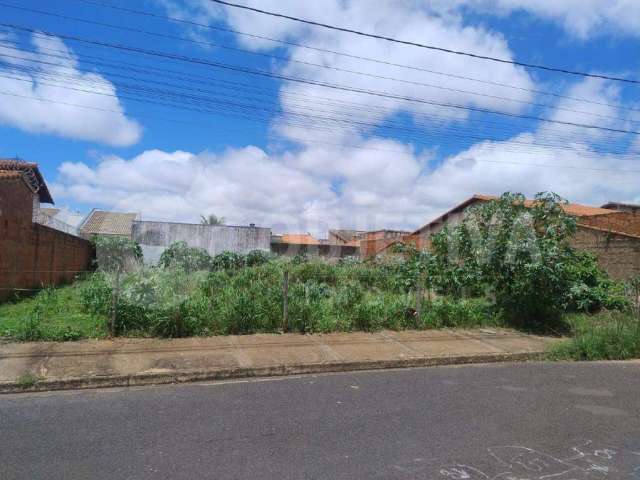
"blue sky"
0,0,639,235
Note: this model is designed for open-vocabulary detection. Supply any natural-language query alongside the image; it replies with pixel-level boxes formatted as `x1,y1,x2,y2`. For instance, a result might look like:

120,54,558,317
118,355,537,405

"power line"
3,23,639,138
209,0,640,85
0,64,635,161
2,45,635,150
0,1,634,125
67,0,640,114
1,89,638,176
1,49,634,157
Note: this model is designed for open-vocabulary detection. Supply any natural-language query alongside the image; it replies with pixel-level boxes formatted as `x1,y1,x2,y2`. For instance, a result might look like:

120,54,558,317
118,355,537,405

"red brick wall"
578,212,640,237
0,178,93,301
571,226,640,280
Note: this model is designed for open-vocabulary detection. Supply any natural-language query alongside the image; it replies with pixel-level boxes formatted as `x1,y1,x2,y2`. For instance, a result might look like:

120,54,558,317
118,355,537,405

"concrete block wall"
0,178,92,300
132,221,272,264
571,226,640,280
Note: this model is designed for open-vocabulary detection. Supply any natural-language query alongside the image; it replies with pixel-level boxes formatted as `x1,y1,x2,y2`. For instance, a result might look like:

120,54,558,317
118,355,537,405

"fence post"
416,276,423,323
282,270,289,333
110,269,120,337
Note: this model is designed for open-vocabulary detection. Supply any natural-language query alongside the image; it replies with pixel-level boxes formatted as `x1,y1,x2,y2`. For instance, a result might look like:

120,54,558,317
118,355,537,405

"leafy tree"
200,214,225,226
430,192,580,325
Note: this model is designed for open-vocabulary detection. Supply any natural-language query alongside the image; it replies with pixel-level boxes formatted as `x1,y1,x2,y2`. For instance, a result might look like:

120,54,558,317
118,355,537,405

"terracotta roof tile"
0,171,23,180
80,210,137,236
414,194,616,235
281,233,320,245
0,159,54,204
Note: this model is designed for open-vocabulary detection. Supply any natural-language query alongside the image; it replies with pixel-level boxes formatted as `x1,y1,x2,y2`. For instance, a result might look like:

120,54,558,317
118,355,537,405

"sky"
0,0,639,236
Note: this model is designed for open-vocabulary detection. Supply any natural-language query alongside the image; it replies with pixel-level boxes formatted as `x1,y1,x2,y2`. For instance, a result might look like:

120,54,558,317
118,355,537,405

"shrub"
565,251,629,312
159,241,212,272
93,235,142,272
211,251,246,271
245,250,273,267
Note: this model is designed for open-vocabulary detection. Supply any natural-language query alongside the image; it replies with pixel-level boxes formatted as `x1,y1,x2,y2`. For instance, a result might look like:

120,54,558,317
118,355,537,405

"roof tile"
80,210,137,236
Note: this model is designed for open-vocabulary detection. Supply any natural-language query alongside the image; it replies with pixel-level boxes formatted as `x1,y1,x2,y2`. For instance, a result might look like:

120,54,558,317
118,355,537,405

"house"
271,232,358,259
328,229,366,246
280,233,321,245
397,194,640,280
359,230,411,258
0,159,91,300
79,209,138,239
600,202,640,215
37,207,84,236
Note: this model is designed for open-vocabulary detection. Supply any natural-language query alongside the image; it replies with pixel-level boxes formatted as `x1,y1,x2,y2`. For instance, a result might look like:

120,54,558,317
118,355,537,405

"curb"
0,351,545,394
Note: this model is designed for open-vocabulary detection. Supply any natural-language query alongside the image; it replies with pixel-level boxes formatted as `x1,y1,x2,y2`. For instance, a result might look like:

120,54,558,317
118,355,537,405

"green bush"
159,241,212,272
245,250,273,267
565,251,629,312
93,235,142,272
211,251,246,271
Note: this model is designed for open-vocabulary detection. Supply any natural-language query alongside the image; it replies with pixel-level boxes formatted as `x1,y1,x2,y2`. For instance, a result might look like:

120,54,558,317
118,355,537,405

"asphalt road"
1,362,639,480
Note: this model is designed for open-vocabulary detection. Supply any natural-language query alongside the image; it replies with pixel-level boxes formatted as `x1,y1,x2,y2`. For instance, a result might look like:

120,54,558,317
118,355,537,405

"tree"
430,192,579,325
200,214,225,226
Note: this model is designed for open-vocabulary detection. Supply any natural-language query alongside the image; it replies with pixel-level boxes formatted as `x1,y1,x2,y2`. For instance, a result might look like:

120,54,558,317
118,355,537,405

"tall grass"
549,311,640,360
69,259,502,338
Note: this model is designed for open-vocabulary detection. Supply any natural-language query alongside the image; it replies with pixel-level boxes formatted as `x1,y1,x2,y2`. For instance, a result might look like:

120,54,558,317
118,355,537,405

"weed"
549,311,640,360
16,372,40,388
17,306,43,341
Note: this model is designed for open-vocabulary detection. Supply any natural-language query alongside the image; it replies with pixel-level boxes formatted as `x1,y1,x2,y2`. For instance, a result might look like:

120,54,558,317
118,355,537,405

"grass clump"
16,372,40,388
0,283,107,341
549,311,640,360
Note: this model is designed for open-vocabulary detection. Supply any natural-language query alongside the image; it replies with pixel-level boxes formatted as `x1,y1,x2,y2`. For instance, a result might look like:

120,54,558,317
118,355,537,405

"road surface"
1,362,639,479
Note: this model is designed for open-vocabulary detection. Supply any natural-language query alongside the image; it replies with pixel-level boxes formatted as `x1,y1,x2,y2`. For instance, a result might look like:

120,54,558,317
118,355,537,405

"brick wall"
571,226,640,280
0,178,93,301
578,212,640,237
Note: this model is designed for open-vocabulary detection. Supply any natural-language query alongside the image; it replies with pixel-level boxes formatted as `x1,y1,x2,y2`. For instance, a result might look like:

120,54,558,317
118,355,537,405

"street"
1,362,639,479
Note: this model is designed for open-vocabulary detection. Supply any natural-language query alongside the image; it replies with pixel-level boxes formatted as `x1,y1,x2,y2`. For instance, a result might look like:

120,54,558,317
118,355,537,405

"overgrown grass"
0,259,504,341
0,282,107,341
3,256,633,350
548,311,640,360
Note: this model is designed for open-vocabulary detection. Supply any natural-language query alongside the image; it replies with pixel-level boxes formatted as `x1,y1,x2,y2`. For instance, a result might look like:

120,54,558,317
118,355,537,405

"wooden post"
110,269,120,337
282,270,289,333
416,277,423,322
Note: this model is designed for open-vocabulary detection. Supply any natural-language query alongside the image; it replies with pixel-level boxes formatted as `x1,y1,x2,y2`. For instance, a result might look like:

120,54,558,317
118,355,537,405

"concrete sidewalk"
0,329,556,393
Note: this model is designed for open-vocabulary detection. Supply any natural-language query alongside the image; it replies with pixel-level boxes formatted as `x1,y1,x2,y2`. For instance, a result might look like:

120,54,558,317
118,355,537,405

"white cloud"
53,2,640,234
160,0,535,145
0,33,141,146
55,128,640,237
457,0,640,39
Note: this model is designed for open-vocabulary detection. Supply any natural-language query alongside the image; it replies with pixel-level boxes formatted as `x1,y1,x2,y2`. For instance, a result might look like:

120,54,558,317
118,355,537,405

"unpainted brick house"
379,194,640,280
0,159,92,300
